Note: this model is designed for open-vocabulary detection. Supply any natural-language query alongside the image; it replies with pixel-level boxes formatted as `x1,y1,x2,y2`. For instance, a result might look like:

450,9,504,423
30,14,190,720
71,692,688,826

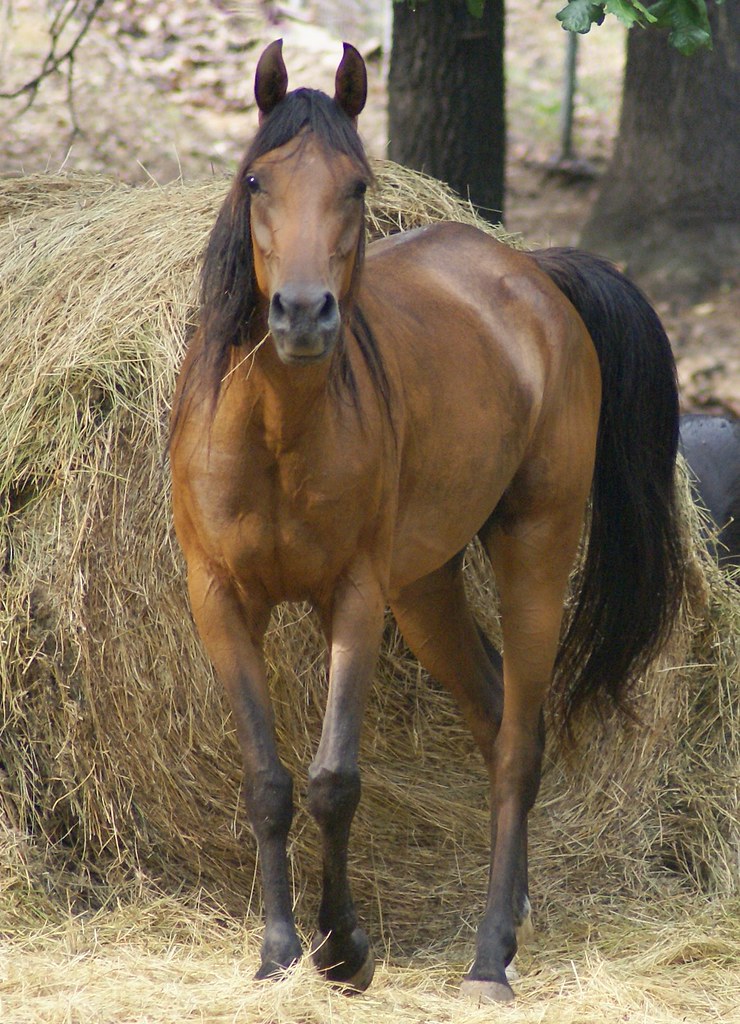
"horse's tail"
531,247,686,731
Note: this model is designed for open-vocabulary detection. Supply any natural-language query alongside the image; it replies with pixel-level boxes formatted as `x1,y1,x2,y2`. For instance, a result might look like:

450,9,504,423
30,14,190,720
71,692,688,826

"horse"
169,40,685,1003
680,413,740,569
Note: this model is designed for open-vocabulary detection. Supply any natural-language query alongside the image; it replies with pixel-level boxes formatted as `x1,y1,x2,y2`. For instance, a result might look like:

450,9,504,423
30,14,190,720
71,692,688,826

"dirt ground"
1,0,737,414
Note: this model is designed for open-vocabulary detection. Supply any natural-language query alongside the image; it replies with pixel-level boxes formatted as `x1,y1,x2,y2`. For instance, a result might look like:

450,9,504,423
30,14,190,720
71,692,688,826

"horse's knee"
307,765,361,832
244,766,294,842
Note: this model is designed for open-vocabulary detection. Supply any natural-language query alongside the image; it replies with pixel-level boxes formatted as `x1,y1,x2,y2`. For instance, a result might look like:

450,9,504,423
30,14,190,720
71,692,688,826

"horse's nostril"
317,292,338,326
270,292,287,321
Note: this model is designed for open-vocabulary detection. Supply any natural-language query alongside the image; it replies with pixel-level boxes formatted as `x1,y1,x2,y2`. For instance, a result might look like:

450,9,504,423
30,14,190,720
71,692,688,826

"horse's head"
244,40,370,365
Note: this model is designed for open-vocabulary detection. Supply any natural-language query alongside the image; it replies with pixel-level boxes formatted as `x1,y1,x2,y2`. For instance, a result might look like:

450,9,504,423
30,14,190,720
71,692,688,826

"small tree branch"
0,0,106,105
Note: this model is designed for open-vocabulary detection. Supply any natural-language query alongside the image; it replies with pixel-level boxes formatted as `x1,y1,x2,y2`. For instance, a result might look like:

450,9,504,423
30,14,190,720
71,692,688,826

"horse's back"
366,222,546,305
362,221,601,441
364,222,594,372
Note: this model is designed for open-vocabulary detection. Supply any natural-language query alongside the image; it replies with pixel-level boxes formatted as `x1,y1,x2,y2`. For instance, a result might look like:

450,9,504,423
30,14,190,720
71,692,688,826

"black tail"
532,248,685,730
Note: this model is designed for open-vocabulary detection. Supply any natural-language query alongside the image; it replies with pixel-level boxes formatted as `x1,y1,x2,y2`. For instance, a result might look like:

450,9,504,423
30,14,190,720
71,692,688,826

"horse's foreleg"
463,508,585,1003
186,562,301,978
307,567,385,991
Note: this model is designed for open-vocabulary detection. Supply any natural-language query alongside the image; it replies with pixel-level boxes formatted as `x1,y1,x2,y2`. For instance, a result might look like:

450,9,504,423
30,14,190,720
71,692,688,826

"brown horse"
170,40,685,1003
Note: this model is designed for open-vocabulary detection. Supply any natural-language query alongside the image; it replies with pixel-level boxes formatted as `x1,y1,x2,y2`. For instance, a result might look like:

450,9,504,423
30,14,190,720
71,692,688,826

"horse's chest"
225,466,360,601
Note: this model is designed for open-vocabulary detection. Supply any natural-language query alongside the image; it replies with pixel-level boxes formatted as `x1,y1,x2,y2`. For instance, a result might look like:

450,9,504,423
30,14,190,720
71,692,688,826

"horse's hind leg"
474,611,540,938
185,560,302,979
390,553,504,759
474,616,536,941
390,556,538,937
460,498,587,1003
307,566,386,991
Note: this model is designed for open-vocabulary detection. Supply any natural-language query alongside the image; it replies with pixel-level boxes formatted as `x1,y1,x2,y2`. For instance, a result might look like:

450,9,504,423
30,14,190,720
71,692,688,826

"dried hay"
0,165,738,1020
0,872,737,1023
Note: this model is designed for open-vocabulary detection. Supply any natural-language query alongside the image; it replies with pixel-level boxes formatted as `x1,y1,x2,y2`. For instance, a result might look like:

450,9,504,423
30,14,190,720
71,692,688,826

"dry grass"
0,166,738,1022
0,869,738,1023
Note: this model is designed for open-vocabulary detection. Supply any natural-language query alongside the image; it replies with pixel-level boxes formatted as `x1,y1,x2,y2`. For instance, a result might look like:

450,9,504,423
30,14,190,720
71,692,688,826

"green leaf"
648,0,712,53
556,0,606,35
667,0,712,54
604,0,657,27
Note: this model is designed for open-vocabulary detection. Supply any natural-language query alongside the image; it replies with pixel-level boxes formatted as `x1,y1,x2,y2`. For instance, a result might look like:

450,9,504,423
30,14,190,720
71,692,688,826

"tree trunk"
388,0,505,223
581,3,739,300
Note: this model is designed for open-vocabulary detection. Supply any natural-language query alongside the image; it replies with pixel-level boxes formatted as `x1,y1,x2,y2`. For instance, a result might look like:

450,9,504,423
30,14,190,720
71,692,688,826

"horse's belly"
388,475,508,593
388,411,529,593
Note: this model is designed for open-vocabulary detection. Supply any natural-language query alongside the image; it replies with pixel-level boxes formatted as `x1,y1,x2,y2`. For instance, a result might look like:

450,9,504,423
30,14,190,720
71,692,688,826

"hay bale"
0,168,737,955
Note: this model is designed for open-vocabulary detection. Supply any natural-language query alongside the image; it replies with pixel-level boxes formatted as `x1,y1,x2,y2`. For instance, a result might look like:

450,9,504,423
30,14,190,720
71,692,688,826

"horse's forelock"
244,87,372,180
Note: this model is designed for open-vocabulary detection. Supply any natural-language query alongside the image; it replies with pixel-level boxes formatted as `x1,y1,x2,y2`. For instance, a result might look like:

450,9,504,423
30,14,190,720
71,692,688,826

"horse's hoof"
336,947,375,994
460,978,516,1004
254,958,299,981
254,926,303,980
254,947,302,981
311,928,375,993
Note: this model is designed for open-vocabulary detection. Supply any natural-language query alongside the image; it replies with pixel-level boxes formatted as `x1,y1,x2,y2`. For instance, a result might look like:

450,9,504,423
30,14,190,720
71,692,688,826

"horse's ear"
255,39,288,122
334,42,367,122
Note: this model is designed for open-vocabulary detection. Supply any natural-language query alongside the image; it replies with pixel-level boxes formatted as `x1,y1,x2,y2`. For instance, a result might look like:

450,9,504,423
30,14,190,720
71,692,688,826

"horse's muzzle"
268,285,340,363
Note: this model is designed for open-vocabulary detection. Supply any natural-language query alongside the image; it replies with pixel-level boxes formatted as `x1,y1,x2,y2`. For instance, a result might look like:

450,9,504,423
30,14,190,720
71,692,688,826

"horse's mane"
192,87,388,420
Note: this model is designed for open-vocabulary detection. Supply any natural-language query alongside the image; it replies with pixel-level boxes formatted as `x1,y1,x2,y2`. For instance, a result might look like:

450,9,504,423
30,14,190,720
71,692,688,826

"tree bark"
388,0,505,223
581,3,739,300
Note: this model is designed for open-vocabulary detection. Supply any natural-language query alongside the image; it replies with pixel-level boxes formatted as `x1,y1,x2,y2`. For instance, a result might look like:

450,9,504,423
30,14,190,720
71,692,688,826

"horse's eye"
245,174,261,195
353,180,367,200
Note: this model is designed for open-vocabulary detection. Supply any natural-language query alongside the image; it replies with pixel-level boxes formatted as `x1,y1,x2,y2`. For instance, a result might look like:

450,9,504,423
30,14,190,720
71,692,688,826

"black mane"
196,87,381,412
